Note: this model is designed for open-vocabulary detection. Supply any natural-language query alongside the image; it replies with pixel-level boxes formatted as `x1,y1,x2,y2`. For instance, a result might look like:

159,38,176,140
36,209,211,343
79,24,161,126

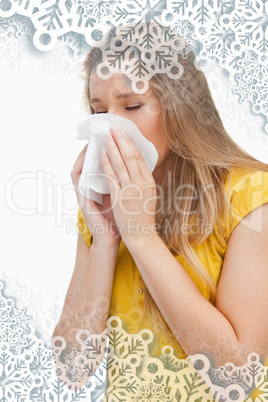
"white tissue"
75,113,159,205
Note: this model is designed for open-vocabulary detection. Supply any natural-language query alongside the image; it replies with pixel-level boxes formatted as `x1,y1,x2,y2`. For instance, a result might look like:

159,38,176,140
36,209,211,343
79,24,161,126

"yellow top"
76,166,268,366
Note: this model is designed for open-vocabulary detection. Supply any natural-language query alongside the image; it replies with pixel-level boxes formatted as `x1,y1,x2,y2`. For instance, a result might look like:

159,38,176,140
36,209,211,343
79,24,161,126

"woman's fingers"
120,129,155,183
106,127,142,185
103,133,130,186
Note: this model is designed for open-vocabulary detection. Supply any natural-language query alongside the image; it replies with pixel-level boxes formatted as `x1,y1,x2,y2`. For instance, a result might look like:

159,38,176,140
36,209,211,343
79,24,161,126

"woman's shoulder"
223,165,268,203
222,165,268,237
224,165,268,191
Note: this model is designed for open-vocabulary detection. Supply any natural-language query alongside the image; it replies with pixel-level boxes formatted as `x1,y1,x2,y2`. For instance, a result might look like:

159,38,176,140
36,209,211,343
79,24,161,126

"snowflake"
95,20,192,93
0,0,266,133
0,281,31,355
65,281,90,308
185,328,211,354
77,0,117,22
0,277,109,400
0,271,267,401
135,379,171,401
233,49,267,118
7,14,35,39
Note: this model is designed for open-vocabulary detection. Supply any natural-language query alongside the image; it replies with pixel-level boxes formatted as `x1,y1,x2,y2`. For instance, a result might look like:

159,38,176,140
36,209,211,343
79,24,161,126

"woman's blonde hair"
79,22,268,343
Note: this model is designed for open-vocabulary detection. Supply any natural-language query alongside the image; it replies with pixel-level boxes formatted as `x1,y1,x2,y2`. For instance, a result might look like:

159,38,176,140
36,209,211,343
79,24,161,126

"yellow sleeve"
77,207,93,248
226,168,268,238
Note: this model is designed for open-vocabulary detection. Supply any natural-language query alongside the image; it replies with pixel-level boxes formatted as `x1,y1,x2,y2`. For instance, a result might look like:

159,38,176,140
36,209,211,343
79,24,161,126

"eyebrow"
89,92,142,104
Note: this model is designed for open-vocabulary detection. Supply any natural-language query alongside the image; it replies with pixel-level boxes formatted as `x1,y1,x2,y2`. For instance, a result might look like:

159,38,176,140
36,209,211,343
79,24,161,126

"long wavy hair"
79,22,268,343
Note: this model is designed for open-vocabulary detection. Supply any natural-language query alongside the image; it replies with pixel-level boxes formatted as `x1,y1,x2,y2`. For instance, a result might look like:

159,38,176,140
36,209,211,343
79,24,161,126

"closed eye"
125,105,142,111
95,105,142,114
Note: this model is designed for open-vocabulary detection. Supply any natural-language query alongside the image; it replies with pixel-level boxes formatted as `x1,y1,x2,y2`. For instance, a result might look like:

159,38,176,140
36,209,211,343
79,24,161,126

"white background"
0,60,86,303
1,58,268,314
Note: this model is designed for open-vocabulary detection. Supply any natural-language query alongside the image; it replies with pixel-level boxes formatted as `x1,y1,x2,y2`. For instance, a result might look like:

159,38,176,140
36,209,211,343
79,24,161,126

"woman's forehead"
90,72,151,98
90,72,130,88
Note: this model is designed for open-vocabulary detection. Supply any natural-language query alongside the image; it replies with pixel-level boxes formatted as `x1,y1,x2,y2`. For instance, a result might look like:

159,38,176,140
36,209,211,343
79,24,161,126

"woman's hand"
101,126,158,246
71,143,121,248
